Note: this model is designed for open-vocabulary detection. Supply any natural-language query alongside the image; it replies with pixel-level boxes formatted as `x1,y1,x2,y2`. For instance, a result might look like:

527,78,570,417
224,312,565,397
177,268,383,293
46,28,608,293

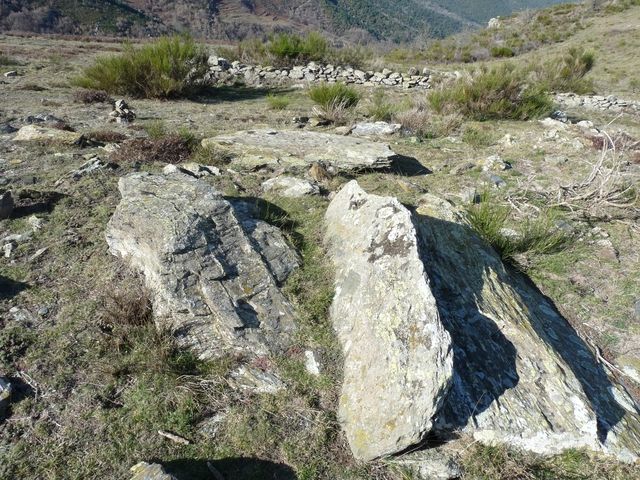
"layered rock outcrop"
325,181,640,462
106,172,299,359
201,129,397,173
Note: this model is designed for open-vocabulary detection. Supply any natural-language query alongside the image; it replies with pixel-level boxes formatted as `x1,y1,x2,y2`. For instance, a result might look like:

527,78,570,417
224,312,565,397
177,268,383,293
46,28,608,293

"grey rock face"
0,377,11,420
351,122,402,137
262,176,320,197
202,129,398,172
393,449,462,480
106,172,299,359
414,194,640,462
324,181,454,461
129,462,177,480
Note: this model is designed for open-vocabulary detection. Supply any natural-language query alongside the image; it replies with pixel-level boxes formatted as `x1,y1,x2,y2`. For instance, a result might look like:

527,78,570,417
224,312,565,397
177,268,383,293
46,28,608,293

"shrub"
466,194,570,262
267,32,328,66
461,125,495,147
367,90,397,121
74,36,208,99
309,82,359,110
73,89,113,104
395,102,462,138
86,130,128,143
266,94,291,110
490,46,515,58
428,64,553,121
143,120,167,139
191,144,234,167
535,47,595,93
326,45,371,69
110,135,194,164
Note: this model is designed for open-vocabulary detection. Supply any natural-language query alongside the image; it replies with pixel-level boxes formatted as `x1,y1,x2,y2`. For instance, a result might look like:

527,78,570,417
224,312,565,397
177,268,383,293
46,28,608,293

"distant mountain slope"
0,0,574,42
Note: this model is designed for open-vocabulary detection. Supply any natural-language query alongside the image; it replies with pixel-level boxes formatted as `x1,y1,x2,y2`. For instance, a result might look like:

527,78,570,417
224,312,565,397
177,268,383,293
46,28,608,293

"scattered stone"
450,162,475,175
14,124,84,146
309,117,331,127
479,154,511,172
0,377,11,420
57,157,118,185
551,110,569,123
109,99,136,123
4,71,17,77
325,181,453,461
545,154,569,165
0,191,14,219
0,123,18,134
229,365,286,394
262,176,320,197
202,129,398,173
304,350,320,376
393,449,462,480
577,120,595,129
37,305,50,317
129,462,177,480
486,173,507,188
23,113,66,127
30,247,48,262
166,162,221,178
460,187,480,204
27,215,44,231
106,173,298,359
498,134,515,147
2,243,13,258
351,122,402,137
333,126,352,135
539,117,569,130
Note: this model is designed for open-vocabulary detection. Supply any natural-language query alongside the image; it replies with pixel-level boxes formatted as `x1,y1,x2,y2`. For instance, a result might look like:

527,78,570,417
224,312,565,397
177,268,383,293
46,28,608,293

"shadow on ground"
190,85,295,104
163,458,297,480
0,276,29,299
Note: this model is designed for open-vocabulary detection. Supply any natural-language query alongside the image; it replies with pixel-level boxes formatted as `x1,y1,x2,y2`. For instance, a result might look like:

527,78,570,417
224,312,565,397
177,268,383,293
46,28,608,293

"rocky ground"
1,32,640,480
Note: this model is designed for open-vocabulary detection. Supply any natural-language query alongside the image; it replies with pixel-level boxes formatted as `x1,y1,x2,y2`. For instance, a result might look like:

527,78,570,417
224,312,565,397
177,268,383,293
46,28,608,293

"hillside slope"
0,0,573,42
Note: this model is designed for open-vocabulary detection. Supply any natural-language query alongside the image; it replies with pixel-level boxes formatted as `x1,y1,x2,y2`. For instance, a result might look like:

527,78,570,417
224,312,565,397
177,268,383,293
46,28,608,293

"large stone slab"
324,181,454,461
414,194,640,462
14,124,84,146
106,172,298,359
201,129,397,172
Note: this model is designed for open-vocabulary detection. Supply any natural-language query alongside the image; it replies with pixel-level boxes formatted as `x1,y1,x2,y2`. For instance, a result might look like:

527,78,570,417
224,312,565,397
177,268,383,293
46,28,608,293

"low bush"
394,102,462,139
367,90,397,121
110,135,195,164
74,36,208,99
490,46,515,58
73,89,113,104
191,144,234,167
428,64,553,121
86,130,128,143
266,94,291,110
534,47,595,93
268,31,328,66
309,82,359,110
309,82,360,125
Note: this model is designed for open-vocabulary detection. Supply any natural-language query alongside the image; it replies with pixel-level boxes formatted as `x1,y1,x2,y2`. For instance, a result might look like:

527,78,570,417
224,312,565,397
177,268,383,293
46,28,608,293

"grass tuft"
266,93,292,110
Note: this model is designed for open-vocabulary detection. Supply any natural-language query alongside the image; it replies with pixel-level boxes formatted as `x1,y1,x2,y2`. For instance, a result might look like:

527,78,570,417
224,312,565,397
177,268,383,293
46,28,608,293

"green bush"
535,47,595,93
490,46,515,58
74,36,208,99
267,32,328,66
428,64,553,121
367,90,397,121
266,94,292,110
309,82,360,110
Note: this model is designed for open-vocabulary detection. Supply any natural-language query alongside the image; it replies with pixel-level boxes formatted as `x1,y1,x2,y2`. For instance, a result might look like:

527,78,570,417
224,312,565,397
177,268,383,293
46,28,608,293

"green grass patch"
266,93,292,110
73,36,208,99
367,90,397,121
461,125,496,147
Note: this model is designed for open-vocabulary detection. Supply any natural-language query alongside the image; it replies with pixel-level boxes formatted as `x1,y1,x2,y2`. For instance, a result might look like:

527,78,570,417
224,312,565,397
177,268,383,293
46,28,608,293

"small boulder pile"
109,99,136,123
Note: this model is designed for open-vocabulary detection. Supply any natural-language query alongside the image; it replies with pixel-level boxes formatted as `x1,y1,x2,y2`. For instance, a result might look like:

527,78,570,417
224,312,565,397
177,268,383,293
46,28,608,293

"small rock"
635,299,640,321
351,122,401,137
37,306,50,317
14,124,84,146
30,247,48,262
262,176,320,197
539,117,569,130
229,365,285,394
545,155,569,165
129,462,177,480
551,110,569,123
110,99,136,123
27,215,44,231
498,134,515,147
309,117,331,127
4,71,17,77
309,162,332,183
0,124,18,134
304,350,321,376
576,120,595,129
393,449,462,480
450,162,475,175
487,174,507,188
3,243,13,258
479,154,511,172
333,126,352,135
460,187,480,204
0,191,14,219
0,377,11,420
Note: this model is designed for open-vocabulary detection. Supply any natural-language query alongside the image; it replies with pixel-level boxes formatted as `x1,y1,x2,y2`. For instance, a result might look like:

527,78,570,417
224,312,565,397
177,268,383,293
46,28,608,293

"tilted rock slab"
324,180,454,461
325,181,640,463
415,194,640,462
14,124,84,146
106,172,298,358
201,129,397,172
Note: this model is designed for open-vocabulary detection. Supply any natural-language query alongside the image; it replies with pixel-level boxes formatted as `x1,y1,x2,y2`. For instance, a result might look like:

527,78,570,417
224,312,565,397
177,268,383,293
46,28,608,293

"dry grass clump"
394,101,462,138
73,89,113,104
110,135,194,164
86,130,128,143
309,82,360,125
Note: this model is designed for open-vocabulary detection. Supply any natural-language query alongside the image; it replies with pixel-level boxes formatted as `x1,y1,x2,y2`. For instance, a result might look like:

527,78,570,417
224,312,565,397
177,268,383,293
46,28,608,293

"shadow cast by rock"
10,189,65,218
190,85,295,104
163,457,298,480
386,155,432,177
0,276,29,300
